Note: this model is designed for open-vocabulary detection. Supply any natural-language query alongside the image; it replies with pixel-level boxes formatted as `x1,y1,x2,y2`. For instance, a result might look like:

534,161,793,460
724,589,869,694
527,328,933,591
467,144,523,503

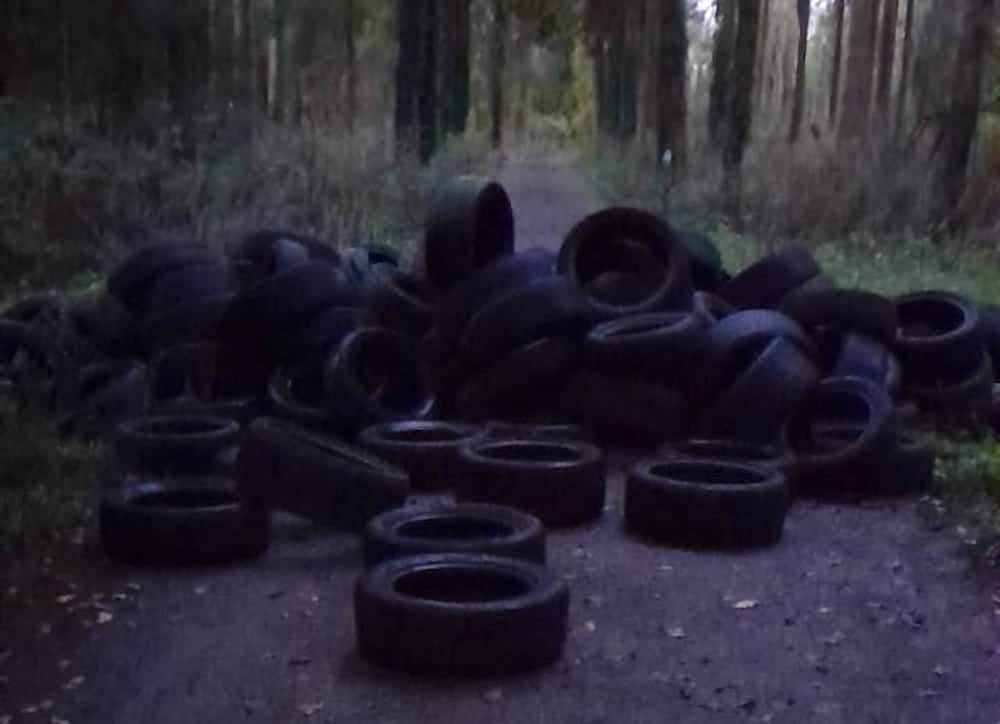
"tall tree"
344,0,358,130
754,0,771,113
708,0,737,147
933,0,995,224
440,0,471,136
489,0,507,148
875,0,899,123
417,0,439,161
657,0,688,174
895,0,916,139
723,0,760,217
828,0,846,128
839,0,881,140
789,0,810,142
395,0,422,152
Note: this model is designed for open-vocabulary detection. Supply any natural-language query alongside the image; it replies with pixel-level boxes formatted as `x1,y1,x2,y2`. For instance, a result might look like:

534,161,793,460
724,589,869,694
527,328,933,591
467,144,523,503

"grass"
587,146,1000,552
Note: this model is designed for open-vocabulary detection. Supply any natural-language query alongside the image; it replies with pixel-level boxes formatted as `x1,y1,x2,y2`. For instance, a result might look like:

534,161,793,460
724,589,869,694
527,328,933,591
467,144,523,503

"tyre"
367,265,434,338
268,363,343,433
56,360,148,440
808,426,934,498
895,291,983,384
114,414,241,476
237,417,409,532
786,377,898,499
584,271,660,306
143,261,237,321
456,337,578,420
99,478,270,565
434,248,556,345
719,245,821,309
583,312,707,384
978,303,1000,381
906,350,993,427
779,288,897,344
561,371,688,447
692,291,736,325
323,328,435,435
658,438,794,480
363,504,546,568
457,275,585,376
832,332,902,395
624,459,787,548
354,554,568,676
457,438,606,527
140,293,234,355
674,228,726,292
423,175,516,291
107,241,215,312
558,207,693,319
284,306,363,362
231,228,339,268
484,421,594,443
358,420,487,492
698,337,820,445
68,291,141,359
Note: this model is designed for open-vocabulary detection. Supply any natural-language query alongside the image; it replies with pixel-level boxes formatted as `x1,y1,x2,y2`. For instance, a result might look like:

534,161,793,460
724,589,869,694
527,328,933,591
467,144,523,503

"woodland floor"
1,159,999,724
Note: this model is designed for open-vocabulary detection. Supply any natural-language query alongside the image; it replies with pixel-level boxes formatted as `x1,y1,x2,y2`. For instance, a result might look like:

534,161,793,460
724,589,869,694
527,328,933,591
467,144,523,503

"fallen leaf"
658,564,674,573
125,583,142,592
39,700,54,711
821,632,846,647
733,600,759,610
268,590,286,600
298,702,324,717
56,594,76,605
918,689,940,699
0,716,11,724
51,718,70,724
57,659,72,670
584,620,597,633
933,665,949,677
23,706,38,714
125,621,137,630
818,607,832,615
193,586,208,596
96,612,113,625
482,688,503,703
667,627,686,639
243,698,264,714
111,593,128,602
64,676,85,690
584,595,604,608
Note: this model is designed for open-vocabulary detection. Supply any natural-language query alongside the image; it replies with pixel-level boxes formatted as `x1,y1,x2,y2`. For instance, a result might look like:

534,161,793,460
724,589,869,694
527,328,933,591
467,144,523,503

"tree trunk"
489,0,506,148
395,0,422,152
345,0,358,131
828,0,846,128
789,0,810,143
657,0,688,174
875,0,899,124
895,0,915,140
723,0,761,218
233,0,244,102
708,0,737,148
418,0,438,161
838,0,881,140
441,0,471,136
933,0,994,226
754,0,771,114
266,0,279,120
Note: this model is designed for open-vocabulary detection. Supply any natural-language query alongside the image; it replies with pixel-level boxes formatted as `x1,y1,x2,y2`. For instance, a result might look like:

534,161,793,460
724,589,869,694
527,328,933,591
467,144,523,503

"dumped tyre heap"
1,174,998,677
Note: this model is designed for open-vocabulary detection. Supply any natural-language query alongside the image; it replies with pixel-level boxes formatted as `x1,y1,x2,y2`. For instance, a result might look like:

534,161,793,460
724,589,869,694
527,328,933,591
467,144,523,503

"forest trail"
3,159,1000,724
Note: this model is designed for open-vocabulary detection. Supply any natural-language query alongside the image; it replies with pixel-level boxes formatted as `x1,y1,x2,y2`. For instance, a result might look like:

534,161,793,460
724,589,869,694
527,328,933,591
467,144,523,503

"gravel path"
2,159,999,724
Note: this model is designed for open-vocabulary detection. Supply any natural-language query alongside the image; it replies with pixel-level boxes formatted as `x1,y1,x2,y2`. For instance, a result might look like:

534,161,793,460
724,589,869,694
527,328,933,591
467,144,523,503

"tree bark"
489,0,507,148
708,0,737,148
838,0,881,140
657,0,687,174
441,0,471,136
875,0,899,124
894,0,915,140
344,0,358,131
395,0,422,152
723,0,761,218
233,0,244,102
265,0,279,120
933,0,994,225
828,0,846,128
789,0,810,143
417,0,439,161
754,0,771,114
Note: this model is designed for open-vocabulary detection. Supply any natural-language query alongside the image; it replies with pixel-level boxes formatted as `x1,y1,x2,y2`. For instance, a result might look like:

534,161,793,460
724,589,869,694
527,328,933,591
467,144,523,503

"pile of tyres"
1,174,998,677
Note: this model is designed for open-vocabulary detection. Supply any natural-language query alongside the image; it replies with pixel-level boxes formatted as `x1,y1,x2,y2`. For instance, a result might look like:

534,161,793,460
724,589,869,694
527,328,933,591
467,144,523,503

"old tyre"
355,553,569,677
809,426,934,498
457,438,606,528
906,349,993,426
559,207,693,319
584,312,707,384
978,303,1000,380
779,288,897,344
692,291,736,325
658,438,794,479
99,478,270,565
268,363,342,433
457,275,585,376
786,377,898,499
720,245,821,309
237,417,409,532
285,306,363,362
140,293,233,354
367,265,434,337
232,229,340,269
423,176,515,291
114,414,241,476
561,371,688,447
895,291,982,384
675,228,725,292
434,248,556,345
324,328,435,434
56,360,148,440
143,261,236,321
624,459,787,548
485,421,594,443
106,241,215,311
698,337,820,445
832,332,902,396
456,337,578,420
69,291,141,359
358,420,487,492
363,504,546,568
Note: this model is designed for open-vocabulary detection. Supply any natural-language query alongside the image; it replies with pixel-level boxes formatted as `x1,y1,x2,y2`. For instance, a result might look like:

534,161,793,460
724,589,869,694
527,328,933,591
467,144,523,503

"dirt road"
3,159,999,724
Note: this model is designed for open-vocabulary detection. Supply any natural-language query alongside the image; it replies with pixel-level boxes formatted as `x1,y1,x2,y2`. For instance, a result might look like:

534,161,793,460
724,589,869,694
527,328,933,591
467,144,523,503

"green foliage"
0,398,102,556
563,36,596,144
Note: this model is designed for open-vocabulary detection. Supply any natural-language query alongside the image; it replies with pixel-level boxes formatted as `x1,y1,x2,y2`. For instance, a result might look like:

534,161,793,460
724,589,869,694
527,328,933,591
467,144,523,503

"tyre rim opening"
138,417,229,436
897,298,967,338
382,425,468,443
396,516,516,541
673,441,782,464
477,441,583,464
649,461,770,487
474,184,515,266
393,566,531,603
